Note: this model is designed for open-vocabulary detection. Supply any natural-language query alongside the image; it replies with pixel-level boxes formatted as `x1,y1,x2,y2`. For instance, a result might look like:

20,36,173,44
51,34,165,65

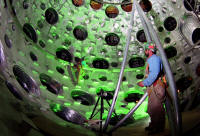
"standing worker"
137,42,166,135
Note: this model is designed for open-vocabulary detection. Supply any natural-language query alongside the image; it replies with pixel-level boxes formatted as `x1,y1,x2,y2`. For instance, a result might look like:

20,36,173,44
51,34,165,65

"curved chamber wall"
180,13,200,45
0,0,200,134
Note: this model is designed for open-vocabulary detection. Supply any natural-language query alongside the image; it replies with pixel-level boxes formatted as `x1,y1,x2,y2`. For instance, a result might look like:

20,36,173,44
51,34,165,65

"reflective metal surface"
55,107,87,125
179,13,200,46
13,65,40,96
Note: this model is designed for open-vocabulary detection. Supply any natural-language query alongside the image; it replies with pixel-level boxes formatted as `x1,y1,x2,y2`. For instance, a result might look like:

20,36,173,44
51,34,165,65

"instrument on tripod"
89,89,119,134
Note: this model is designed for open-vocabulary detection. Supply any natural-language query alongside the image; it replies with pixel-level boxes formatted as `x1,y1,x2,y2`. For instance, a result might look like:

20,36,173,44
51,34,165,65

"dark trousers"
147,79,166,130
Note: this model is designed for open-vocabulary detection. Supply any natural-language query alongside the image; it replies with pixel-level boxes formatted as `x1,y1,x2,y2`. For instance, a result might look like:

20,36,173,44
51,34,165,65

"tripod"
89,89,119,135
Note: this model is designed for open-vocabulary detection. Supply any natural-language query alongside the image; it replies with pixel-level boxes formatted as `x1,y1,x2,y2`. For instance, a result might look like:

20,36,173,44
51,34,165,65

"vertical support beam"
103,0,137,132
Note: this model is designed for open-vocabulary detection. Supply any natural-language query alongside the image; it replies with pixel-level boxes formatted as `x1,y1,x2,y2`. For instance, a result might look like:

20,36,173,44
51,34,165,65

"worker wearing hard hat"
137,42,166,135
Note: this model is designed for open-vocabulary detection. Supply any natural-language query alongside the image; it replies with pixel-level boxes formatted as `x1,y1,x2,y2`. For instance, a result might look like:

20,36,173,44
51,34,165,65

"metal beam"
103,0,137,132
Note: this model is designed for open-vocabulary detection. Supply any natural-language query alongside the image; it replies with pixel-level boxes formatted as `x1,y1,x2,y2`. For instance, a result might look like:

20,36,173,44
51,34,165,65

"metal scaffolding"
103,1,182,136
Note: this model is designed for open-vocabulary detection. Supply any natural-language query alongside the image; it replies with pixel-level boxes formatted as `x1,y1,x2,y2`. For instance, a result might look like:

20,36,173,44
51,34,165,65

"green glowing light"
47,39,53,44
85,112,92,118
46,54,54,60
63,86,69,92
74,102,81,106
48,69,54,74
32,70,38,75
51,104,62,112
33,62,39,67
19,51,25,57
39,85,46,89
36,30,41,35
57,95,65,99
64,103,71,106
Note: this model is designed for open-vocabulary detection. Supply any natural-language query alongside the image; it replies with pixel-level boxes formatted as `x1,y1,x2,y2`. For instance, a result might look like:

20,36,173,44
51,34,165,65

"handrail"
102,0,136,131
135,2,182,136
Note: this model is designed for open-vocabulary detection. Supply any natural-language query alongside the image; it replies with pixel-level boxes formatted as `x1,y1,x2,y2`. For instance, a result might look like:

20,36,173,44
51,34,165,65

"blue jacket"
143,54,163,87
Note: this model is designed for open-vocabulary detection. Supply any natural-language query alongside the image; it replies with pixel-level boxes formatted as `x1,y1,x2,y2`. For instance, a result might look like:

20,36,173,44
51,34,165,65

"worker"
137,42,166,135
74,57,86,84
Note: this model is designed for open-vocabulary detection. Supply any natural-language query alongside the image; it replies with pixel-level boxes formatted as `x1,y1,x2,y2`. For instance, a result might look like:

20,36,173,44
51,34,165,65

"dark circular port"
30,52,37,61
73,26,88,41
184,56,191,64
99,76,107,81
196,64,200,76
23,0,29,9
51,106,86,125
40,3,46,10
90,0,103,10
6,81,23,100
4,34,12,48
139,0,152,12
121,0,132,12
39,40,46,48
111,62,118,67
192,28,200,45
13,65,40,95
183,0,195,11
40,73,63,95
136,30,147,43
56,66,65,74
164,16,177,31
158,26,164,32
56,48,72,62
124,93,143,103
45,8,59,25
176,76,193,92
71,90,95,106
164,37,171,44
83,74,89,80
72,0,84,7
92,58,109,69
129,57,145,68
105,33,120,46
105,5,119,18
23,23,38,43
136,74,144,79
164,46,177,59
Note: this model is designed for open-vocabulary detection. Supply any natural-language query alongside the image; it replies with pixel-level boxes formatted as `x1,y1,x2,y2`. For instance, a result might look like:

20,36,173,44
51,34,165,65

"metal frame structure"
102,1,182,136
3,0,182,135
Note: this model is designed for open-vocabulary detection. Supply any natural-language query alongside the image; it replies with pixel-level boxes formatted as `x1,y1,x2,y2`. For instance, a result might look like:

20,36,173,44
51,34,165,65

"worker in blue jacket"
137,42,166,135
